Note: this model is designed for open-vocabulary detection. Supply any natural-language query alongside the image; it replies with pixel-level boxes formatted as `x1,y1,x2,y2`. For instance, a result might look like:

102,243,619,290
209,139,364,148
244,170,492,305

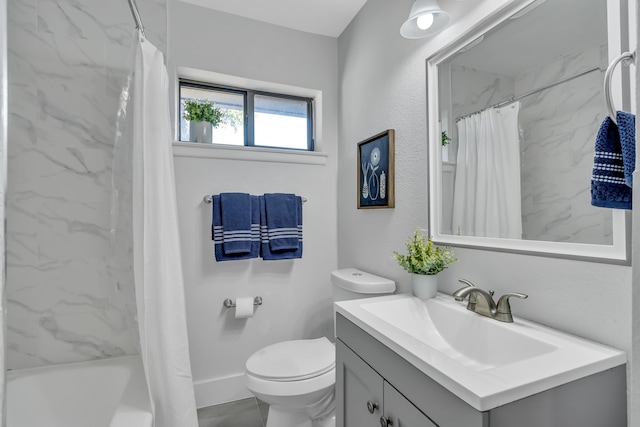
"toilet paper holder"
223,296,263,308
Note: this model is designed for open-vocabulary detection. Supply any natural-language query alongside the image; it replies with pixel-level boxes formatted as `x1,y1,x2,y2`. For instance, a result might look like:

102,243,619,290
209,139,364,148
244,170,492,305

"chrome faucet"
453,279,528,323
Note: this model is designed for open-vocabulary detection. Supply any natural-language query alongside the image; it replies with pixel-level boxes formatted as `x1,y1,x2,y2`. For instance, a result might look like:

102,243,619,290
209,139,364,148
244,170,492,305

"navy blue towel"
220,192,252,254
591,113,633,210
617,111,636,187
260,195,302,260
264,193,300,251
212,195,260,261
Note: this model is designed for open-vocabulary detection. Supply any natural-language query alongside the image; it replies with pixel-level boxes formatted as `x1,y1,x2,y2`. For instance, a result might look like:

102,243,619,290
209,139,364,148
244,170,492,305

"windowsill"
172,142,328,166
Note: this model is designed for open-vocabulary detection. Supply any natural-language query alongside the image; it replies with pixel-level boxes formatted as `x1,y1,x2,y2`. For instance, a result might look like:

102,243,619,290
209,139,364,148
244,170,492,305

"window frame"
179,79,315,151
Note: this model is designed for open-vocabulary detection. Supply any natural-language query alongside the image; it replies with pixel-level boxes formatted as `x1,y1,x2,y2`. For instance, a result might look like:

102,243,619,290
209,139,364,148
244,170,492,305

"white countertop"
335,293,627,411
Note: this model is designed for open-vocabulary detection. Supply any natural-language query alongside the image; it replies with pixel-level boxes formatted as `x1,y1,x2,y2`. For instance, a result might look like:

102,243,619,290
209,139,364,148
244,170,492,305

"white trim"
193,373,253,408
176,66,324,151
172,142,328,165
426,0,630,264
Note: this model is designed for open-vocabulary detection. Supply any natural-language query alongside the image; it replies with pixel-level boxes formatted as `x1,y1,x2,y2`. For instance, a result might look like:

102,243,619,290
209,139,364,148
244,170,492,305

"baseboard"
193,372,253,408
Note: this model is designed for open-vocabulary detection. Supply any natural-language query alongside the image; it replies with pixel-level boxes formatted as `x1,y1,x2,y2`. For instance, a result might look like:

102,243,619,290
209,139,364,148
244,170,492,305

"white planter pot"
442,144,449,162
412,274,438,299
190,121,212,143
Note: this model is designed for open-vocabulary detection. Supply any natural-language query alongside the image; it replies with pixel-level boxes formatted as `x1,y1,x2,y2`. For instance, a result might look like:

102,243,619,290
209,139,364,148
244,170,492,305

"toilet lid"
246,337,335,382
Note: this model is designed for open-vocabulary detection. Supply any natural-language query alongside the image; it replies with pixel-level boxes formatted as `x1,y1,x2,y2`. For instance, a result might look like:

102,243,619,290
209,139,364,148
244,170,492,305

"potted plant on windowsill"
393,229,457,299
441,130,452,162
183,99,226,143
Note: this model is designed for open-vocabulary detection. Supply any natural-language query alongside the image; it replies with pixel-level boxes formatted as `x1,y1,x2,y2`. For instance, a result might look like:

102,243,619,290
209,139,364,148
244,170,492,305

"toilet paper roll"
235,297,255,319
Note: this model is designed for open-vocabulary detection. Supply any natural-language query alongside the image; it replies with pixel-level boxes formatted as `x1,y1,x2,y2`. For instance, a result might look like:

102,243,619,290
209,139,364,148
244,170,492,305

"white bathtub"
7,355,152,427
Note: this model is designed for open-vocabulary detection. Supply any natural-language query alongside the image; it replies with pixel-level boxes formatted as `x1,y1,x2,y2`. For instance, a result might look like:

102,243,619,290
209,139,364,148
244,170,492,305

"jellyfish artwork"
361,161,369,199
367,147,381,200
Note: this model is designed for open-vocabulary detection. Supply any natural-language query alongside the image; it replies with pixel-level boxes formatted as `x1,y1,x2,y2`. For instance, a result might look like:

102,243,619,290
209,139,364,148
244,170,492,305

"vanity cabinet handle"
367,401,379,414
380,415,393,426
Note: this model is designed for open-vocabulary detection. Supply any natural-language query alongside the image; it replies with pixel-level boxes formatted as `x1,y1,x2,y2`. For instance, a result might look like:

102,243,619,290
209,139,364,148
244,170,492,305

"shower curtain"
452,102,523,239
113,32,198,427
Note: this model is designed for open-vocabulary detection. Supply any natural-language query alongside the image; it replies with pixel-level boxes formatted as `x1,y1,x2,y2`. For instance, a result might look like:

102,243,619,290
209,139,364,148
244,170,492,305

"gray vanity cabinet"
336,339,436,427
335,338,383,426
383,382,438,427
335,313,626,427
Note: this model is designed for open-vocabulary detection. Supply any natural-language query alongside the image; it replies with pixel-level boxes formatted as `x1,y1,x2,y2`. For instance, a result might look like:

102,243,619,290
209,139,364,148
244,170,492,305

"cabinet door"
336,339,384,427
383,382,438,427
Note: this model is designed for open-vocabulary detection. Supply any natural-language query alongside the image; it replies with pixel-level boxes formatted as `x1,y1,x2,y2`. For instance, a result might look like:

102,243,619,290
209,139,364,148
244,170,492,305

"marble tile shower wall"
517,46,612,244
451,65,515,122
7,0,166,369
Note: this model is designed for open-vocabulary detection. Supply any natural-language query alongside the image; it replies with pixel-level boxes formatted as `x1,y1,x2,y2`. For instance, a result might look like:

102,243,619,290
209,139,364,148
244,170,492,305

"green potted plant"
441,130,452,162
183,99,226,143
441,131,452,147
393,229,457,298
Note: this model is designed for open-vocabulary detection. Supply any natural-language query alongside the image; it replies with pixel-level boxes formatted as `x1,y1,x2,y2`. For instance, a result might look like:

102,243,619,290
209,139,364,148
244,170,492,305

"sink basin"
335,293,626,411
362,296,557,370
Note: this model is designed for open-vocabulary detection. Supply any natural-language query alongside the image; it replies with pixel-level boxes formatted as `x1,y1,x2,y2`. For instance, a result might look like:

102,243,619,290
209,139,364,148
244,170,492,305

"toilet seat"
246,337,335,382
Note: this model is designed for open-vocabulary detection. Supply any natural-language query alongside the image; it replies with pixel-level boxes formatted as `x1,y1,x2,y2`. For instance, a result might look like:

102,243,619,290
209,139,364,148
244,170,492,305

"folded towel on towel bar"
220,192,253,254
212,194,260,261
260,194,303,260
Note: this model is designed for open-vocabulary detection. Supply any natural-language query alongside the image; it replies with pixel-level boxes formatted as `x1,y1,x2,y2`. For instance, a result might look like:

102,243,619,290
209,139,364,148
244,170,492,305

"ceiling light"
401,0,450,39
416,13,434,30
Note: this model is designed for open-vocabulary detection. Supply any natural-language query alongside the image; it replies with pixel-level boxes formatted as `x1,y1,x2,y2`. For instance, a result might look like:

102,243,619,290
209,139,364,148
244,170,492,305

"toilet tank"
331,268,395,302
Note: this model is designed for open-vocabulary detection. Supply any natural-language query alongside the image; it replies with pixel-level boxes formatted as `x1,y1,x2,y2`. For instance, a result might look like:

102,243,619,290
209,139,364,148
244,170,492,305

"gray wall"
338,0,630,357
168,0,339,407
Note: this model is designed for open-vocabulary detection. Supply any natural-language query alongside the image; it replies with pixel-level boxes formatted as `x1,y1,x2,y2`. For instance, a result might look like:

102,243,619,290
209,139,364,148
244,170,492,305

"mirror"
427,0,630,262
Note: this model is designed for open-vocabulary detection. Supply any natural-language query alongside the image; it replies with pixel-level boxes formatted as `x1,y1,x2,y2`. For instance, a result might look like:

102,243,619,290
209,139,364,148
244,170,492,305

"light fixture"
400,0,450,39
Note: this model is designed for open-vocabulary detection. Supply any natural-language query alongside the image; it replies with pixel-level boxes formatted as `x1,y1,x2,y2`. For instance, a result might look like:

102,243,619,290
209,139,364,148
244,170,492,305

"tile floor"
197,397,268,427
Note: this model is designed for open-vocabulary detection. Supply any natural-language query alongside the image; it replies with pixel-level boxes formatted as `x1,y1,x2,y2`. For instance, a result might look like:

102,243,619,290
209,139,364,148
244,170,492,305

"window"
179,80,314,151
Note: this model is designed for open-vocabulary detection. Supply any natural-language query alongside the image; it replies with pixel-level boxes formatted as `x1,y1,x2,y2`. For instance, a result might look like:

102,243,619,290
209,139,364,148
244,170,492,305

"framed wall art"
357,129,395,209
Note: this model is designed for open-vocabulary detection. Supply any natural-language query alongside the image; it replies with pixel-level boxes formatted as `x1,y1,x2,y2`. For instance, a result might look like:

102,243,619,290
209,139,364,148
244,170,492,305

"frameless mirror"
426,0,630,262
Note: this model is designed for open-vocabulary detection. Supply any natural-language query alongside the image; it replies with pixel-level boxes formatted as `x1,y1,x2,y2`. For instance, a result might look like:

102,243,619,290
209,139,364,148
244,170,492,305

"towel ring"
604,50,636,124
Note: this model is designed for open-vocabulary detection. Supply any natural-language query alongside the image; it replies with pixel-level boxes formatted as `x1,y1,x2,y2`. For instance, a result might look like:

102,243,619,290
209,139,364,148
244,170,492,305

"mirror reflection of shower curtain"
112,31,198,427
452,102,523,239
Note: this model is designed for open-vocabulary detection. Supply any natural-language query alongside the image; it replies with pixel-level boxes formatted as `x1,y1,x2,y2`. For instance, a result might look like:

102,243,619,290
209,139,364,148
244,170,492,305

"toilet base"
313,414,336,427
266,406,312,427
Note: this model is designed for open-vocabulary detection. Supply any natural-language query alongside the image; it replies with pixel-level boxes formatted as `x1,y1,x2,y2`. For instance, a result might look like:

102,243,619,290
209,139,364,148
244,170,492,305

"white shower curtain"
452,102,522,239
131,34,198,427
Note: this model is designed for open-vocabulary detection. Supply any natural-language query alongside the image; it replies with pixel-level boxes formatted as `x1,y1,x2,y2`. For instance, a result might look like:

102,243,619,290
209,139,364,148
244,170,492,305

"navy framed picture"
357,129,395,209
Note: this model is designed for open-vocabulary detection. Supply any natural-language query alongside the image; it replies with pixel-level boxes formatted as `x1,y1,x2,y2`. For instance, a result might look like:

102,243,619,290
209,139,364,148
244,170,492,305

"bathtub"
7,355,152,427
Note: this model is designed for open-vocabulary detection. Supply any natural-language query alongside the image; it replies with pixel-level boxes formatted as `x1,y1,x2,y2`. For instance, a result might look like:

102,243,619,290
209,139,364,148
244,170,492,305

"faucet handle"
454,279,476,302
457,278,475,288
495,292,528,323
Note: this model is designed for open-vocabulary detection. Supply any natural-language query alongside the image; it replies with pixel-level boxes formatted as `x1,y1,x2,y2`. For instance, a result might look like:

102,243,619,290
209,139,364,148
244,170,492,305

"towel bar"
604,50,636,124
203,195,307,204
223,296,263,308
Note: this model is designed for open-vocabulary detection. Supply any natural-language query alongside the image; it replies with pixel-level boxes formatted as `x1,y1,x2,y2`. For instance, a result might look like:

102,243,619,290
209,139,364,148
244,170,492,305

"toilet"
244,268,395,427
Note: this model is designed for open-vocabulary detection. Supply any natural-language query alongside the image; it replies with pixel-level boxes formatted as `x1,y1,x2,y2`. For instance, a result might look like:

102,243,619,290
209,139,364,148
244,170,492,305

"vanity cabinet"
336,339,436,427
336,313,626,427
336,337,383,426
382,382,437,427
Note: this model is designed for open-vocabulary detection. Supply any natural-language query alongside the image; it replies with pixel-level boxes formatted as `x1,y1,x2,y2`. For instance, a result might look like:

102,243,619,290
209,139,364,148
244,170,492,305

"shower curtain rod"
127,0,146,37
455,66,602,122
